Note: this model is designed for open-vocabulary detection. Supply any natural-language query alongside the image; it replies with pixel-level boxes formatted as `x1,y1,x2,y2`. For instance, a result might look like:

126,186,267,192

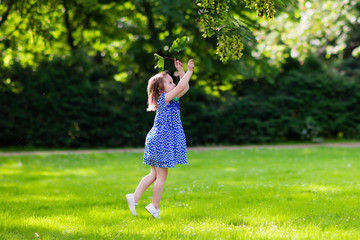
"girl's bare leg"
152,167,168,209
133,165,157,203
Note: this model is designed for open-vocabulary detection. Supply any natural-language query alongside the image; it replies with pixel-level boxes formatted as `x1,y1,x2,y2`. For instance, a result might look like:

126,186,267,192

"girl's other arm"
174,58,185,79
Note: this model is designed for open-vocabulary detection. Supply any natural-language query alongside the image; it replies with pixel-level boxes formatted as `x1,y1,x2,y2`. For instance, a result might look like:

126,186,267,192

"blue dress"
143,93,187,168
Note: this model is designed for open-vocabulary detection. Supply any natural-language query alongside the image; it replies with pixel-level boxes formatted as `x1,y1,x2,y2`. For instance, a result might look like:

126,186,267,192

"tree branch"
0,0,15,28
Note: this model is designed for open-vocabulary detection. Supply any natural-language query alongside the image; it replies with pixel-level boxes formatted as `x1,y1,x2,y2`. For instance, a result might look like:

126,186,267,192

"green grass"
0,147,359,239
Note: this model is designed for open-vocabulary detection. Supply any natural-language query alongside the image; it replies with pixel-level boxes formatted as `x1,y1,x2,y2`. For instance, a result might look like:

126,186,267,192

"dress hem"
142,161,187,168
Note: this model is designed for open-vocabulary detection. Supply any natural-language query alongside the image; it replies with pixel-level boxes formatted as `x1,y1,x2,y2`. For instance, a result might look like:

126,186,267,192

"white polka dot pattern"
143,93,187,168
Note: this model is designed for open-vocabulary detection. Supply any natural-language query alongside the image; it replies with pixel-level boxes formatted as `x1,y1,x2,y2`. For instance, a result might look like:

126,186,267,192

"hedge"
1,54,359,148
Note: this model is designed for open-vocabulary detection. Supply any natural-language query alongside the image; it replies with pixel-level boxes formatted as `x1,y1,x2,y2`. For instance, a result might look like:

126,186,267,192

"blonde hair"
147,71,168,111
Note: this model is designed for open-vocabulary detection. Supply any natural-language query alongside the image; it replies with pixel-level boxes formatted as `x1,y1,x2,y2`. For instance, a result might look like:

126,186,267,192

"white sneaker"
145,203,160,219
125,194,137,216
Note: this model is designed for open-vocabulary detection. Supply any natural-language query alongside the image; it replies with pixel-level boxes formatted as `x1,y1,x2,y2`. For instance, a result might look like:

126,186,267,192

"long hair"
147,71,168,111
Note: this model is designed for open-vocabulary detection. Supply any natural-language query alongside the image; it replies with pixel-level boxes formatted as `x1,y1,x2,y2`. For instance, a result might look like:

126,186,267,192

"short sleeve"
157,93,167,110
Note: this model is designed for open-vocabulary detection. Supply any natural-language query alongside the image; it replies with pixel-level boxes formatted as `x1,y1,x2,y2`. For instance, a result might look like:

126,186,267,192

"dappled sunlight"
0,168,21,175
225,167,238,172
2,194,80,203
301,184,342,194
10,214,90,236
83,207,130,227
29,168,98,177
0,160,23,168
0,161,23,175
0,159,98,177
3,200,132,238
290,183,360,197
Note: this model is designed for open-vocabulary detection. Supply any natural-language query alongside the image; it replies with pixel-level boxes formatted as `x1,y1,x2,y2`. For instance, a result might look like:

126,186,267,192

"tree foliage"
0,0,287,66
254,0,360,66
195,0,283,61
154,36,189,72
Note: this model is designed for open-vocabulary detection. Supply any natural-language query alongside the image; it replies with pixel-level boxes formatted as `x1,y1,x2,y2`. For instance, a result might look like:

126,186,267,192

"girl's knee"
155,167,167,177
147,170,156,180
157,172,167,182
150,165,157,180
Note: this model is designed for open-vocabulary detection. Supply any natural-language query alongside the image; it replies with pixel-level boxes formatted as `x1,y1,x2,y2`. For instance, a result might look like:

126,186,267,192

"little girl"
126,58,195,219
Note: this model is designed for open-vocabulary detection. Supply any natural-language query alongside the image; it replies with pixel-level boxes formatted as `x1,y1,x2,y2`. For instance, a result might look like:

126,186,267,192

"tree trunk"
63,0,76,51
142,0,160,52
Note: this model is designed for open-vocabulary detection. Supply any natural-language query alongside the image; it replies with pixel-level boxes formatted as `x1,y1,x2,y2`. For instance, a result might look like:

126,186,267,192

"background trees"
1,0,359,147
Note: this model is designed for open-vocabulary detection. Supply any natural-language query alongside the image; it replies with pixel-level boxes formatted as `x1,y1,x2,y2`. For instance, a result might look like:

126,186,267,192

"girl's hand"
188,59,195,71
174,58,184,72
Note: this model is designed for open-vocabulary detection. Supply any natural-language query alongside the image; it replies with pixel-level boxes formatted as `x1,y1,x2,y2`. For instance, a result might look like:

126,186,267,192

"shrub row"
1,55,359,147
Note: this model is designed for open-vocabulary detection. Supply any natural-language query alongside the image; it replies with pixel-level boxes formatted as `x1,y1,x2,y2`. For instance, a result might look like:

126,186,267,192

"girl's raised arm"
165,59,194,103
174,58,188,99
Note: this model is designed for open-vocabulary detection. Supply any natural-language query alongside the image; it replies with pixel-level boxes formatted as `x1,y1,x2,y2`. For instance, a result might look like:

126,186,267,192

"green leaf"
154,53,164,72
169,36,189,53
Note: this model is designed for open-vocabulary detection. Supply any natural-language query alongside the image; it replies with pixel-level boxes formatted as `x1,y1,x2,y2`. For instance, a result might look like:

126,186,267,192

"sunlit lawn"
0,147,359,239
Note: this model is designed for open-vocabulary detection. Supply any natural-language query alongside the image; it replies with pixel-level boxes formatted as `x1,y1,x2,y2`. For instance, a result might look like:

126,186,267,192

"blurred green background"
1,0,359,148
